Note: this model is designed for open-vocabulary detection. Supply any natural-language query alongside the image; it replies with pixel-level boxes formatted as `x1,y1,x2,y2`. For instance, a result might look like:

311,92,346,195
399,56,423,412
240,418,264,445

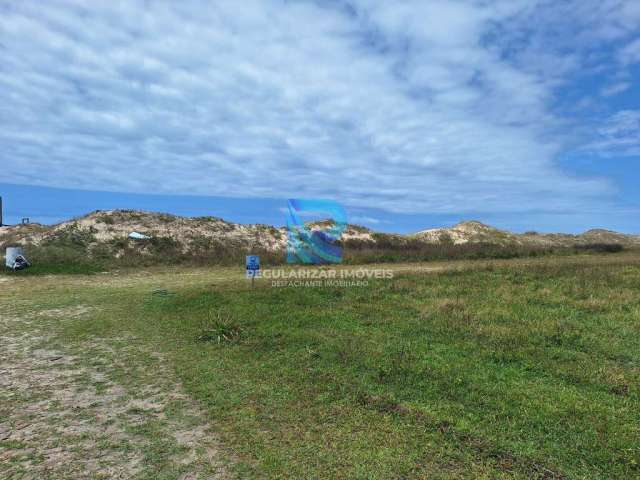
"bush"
340,240,555,264
575,243,624,253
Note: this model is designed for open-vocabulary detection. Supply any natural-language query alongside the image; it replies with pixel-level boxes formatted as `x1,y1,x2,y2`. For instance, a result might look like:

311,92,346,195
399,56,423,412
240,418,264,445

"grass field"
1,254,639,479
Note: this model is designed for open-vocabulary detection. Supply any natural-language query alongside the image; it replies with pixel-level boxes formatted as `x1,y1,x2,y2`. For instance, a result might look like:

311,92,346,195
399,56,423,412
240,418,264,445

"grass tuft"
195,309,244,344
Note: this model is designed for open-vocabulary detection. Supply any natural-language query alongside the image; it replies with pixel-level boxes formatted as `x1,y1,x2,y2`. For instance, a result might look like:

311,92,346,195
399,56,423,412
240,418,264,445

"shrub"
575,243,624,253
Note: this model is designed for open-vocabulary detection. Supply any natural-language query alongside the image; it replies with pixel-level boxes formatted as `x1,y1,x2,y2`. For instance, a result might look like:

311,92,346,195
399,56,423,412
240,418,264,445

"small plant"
196,309,243,344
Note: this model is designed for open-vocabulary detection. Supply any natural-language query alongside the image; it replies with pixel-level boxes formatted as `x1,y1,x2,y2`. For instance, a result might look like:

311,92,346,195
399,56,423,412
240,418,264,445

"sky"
0,0,639,233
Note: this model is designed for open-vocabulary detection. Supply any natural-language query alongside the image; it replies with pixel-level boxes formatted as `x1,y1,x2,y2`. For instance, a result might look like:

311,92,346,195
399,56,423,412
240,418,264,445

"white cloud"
584,110,640,157
601,82,630,97
619,38,640,65
0,0,634,216
349,215,382,226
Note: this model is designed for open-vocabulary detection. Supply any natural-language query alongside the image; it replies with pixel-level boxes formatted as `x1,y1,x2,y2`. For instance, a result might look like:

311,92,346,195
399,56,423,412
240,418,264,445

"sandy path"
0,308,229,479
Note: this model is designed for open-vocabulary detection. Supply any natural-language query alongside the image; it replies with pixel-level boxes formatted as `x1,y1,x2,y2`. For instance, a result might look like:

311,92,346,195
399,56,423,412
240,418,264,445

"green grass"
44,259,638,479
2,262,105,275
4,234,634,275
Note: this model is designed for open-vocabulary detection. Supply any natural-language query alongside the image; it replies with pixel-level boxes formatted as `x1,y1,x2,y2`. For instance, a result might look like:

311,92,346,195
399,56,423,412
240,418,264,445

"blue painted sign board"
246,255,261,278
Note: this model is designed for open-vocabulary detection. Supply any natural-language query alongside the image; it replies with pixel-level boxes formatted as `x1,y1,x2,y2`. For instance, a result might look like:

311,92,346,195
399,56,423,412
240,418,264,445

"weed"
196,310,243,344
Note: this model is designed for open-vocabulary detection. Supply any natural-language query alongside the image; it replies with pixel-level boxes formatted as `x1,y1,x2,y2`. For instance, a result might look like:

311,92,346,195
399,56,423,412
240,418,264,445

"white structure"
128,232,151,240
5,246,30,270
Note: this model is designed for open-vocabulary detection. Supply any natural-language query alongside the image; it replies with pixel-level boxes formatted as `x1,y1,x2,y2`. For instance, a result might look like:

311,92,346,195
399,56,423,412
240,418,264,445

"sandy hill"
0,210,377,257
413,220,640,248
1,211,639,262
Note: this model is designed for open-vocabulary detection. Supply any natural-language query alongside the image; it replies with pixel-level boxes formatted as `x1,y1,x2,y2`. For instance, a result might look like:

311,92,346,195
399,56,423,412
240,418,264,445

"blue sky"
0,1,639,233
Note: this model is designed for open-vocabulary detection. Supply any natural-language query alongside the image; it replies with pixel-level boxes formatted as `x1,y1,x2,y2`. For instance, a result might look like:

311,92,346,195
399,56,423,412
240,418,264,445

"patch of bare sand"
0,313,229,479
37,305,93,318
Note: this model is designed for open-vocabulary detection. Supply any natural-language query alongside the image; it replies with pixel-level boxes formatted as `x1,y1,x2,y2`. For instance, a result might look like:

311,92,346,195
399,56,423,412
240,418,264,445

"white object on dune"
5,246,30,270
128,232,152,240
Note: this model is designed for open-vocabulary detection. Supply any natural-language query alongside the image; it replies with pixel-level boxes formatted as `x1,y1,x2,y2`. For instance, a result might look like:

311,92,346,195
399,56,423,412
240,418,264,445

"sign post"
246,255,260,288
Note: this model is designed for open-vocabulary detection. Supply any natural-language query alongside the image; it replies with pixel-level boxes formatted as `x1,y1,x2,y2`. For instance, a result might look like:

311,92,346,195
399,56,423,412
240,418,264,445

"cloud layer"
585,110,640,157
1,0,638,214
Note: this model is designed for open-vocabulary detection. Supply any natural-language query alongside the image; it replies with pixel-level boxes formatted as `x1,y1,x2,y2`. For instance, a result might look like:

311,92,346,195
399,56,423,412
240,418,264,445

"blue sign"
246,255,261,278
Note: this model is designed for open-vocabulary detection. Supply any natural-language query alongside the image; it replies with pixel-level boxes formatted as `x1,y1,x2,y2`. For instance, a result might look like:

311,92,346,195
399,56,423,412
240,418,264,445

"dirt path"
0,307,229,479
